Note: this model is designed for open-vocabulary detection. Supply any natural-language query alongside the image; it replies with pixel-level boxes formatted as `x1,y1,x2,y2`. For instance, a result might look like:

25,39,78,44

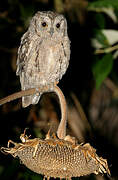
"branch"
0,88,41,105
55,86,67,139
95,44,118,54
0,85,67,140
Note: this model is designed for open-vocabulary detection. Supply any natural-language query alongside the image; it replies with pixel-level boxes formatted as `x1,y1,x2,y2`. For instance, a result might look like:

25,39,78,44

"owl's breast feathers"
42,37,70,81
16,34,70,89
31,38,70,85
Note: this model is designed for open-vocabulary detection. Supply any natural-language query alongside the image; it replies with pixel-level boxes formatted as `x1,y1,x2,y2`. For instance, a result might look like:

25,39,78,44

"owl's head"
29,11,68,39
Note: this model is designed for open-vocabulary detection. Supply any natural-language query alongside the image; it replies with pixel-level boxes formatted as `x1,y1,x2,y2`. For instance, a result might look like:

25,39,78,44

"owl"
16,11,70,107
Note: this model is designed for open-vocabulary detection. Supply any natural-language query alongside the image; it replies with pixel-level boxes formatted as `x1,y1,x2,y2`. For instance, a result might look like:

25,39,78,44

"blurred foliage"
88,0,118,9
88,0,118,88
0,0,118,180
92,54,113,89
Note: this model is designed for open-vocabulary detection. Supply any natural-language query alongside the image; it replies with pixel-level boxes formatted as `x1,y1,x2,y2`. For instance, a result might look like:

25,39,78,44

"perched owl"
16,11,70,107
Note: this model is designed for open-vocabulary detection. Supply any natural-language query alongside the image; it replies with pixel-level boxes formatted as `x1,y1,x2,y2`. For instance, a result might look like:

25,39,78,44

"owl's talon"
35,87,40,95
54,81,59,86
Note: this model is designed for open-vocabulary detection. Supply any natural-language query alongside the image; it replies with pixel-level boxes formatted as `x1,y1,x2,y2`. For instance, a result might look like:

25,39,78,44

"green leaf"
95,13,106,29
88,0,118,9
94,29,109,48
92,54,113,89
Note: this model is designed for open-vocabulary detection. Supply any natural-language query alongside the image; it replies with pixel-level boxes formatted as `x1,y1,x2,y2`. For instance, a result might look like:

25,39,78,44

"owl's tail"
22,93,41,108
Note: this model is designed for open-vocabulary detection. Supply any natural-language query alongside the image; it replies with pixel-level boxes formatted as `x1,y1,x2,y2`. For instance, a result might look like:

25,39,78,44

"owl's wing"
16,32,41,107
16,31,31,76
60,37,70,79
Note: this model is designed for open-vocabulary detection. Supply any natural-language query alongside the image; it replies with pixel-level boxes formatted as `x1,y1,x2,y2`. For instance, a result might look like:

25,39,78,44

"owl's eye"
56,23,60,28
41,22,47,27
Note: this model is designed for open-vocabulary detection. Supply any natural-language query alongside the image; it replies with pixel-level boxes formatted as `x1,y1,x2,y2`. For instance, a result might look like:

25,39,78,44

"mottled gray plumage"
16,11,70,107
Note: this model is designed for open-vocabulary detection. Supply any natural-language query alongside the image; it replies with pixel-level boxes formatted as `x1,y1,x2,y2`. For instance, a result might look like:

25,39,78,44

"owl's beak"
50,27,54,36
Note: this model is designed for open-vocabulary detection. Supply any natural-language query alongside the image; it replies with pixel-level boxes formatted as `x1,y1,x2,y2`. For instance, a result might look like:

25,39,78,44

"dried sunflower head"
1,130,110,179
